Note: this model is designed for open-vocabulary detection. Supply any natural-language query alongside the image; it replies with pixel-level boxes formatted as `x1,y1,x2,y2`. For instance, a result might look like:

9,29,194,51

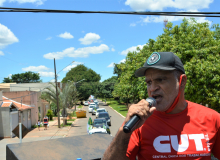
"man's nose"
149,82,159,92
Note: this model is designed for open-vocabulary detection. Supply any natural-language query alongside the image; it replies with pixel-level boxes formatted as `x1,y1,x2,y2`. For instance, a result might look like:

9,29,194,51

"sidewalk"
0,106,89,160
0,117,74,160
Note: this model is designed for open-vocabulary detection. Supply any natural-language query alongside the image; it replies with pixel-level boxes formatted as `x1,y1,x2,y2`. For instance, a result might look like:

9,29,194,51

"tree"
41,82,79,114
113,18,220,112
2,77,13,83
2,71,41,83
98,76,118,99
62,64,101,101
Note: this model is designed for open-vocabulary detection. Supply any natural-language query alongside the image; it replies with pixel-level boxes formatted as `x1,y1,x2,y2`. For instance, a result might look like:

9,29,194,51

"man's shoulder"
187,100,219,116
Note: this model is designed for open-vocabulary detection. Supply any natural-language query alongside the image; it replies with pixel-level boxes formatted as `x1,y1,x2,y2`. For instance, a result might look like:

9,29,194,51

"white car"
90,102,99,109
89,128,108,134
88,105,95,113
96,108,107,118
84,101,89,106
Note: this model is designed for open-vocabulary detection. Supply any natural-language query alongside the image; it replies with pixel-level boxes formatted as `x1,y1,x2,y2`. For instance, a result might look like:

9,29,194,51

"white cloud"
0,0,6,6
141,14,211,25
121,44,145,55
130,23,136,27
9,0,46,5
125,0,213,11
119,59,126,63
63,62,84,72
111,48,115,52
50,79,55,82
0,51,4,56
39,72,55,77
46,37,52,40
107,62,115,68
0,23,19,49
8,74,12,78
22,65,50,72
43,44,109,60
108,59,126,68
58,32,74,39
79,33,100,45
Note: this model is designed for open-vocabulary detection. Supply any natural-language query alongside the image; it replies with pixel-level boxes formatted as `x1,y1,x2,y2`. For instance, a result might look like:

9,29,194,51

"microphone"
123,97,156,133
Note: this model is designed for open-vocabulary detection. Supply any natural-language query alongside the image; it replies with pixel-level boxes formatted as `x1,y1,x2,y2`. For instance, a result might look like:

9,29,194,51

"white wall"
10,111,18,138
0,108,10,138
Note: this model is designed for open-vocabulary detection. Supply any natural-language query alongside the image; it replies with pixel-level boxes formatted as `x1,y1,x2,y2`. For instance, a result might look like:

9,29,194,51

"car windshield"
89,106,94,108
97,110,105,113
99,114,109,118
93,119,106,125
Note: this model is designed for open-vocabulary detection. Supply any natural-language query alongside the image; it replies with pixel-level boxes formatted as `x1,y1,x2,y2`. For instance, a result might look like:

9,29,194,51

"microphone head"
146,97,157,107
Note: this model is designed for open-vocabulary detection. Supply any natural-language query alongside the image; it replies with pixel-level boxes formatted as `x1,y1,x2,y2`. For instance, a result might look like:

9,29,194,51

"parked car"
88,105,95,113
96,108,107,118
97,112,111,126
92,118,111,134
84,101,89,106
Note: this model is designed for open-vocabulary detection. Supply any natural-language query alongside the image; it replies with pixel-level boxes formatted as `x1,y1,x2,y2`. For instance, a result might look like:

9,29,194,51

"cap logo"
147,52,160,65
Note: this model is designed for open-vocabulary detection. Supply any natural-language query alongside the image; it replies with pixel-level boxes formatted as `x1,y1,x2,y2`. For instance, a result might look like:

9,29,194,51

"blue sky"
0,0,220,83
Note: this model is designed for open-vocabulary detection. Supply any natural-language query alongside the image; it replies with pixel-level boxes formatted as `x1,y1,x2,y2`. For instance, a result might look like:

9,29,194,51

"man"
102,52,220,160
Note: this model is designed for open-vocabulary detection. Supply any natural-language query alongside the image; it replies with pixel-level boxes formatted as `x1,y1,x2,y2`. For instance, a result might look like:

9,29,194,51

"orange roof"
1,102,12,107
1,96,34,111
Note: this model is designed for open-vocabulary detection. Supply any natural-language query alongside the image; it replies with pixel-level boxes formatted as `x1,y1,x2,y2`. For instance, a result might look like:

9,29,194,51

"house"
0,92,34,138
0,83,16,92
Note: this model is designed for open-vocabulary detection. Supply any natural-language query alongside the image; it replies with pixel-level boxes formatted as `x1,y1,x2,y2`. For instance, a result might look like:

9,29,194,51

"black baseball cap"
135,52,185,77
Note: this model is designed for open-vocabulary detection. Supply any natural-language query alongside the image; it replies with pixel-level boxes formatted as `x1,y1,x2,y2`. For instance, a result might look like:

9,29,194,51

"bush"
46,109,54,120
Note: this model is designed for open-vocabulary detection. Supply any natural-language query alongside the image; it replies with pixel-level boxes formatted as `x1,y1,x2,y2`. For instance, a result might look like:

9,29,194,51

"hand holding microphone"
123,97,157,133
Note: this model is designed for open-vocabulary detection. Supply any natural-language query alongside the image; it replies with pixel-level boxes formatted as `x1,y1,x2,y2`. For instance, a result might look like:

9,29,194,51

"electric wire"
1,7,220,18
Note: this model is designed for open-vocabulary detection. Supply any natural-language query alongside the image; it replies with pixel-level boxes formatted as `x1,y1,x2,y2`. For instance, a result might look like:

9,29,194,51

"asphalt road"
85,99,125,137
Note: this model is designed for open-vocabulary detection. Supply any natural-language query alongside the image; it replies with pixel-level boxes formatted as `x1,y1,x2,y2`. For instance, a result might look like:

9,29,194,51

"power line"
0,7,220,17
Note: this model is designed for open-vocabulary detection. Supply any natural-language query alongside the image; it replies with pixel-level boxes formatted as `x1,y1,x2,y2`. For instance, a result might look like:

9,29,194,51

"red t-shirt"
126,101,220,160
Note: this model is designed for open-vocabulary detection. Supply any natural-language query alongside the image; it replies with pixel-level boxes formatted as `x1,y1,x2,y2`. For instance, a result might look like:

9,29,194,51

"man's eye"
146,81,151,85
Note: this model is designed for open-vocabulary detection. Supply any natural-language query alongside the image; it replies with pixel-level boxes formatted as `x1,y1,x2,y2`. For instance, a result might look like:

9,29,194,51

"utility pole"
54,58,60,128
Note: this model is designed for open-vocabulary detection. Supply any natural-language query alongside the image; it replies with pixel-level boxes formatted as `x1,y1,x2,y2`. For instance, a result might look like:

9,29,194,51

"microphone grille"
146,97,157,107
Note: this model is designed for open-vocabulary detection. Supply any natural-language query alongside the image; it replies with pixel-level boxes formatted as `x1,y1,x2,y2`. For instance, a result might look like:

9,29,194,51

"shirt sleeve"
126,129,140,160
211,113,220,159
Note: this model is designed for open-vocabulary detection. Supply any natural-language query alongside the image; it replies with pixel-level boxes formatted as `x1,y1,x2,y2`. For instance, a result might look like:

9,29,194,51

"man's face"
145,68,179,112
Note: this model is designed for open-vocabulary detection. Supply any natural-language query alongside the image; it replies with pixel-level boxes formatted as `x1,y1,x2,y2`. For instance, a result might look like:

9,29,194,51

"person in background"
37,120,41,131
43,116,48,130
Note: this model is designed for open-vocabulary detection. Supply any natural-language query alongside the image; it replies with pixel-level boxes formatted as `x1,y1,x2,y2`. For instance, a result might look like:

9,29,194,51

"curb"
108,105,126,118
99,100,126,118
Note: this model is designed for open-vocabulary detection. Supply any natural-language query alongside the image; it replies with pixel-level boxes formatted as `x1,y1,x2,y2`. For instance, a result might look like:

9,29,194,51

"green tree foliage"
41,82,79,113
2,77,13,83
113,64,122,78
98,76,118,99
113,18,220,112
2,71,41,83
62,64,101,101
46,109,53,120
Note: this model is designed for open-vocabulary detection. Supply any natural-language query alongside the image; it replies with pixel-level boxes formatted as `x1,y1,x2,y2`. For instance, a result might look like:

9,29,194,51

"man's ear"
180,74,187,88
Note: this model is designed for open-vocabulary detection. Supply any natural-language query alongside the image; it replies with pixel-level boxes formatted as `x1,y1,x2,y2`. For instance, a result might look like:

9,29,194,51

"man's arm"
102,99,156,160
102,126,131,160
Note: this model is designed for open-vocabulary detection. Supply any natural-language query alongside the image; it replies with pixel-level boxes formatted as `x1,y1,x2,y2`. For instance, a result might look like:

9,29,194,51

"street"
0,99,125,160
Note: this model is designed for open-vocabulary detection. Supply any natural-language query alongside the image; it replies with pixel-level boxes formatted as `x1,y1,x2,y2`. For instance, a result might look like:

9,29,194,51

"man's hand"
124,99,156,132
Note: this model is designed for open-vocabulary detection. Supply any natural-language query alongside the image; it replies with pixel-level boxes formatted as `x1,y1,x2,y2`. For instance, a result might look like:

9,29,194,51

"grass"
77,105,83,109
67,118,76,121
106,99,128,117
61,122,73,127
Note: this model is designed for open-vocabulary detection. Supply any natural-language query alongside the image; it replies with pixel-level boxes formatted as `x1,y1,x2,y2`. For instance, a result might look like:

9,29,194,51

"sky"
0,0,220,83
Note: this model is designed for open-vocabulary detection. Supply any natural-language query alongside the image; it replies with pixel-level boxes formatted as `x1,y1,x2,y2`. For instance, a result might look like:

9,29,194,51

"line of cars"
85,98,112,135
